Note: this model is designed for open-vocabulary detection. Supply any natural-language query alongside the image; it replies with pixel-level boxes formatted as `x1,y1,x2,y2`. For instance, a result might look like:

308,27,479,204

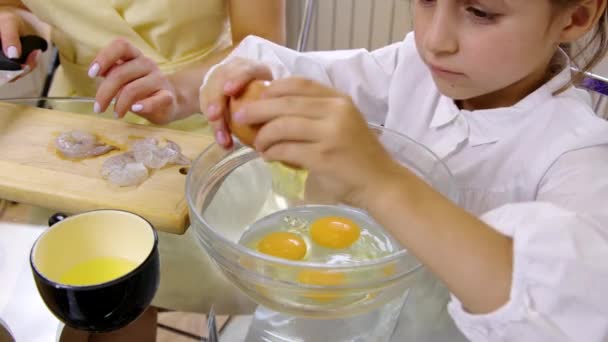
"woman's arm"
171,0,286,118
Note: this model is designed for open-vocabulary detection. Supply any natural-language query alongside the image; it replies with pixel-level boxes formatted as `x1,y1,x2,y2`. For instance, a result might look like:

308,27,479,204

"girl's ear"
559,0,607,43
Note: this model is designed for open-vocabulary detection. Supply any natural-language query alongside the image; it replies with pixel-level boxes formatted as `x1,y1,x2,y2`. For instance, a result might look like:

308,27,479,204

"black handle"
48,212,69,227
0,35,48,70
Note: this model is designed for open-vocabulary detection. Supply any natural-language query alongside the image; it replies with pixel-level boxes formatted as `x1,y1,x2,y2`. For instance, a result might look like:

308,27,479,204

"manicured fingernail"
113,111,119,119
93,101,101,113
233,110,246,123
88,63,100,78
7,46,18,59
131,103,143,112
216,130,227,145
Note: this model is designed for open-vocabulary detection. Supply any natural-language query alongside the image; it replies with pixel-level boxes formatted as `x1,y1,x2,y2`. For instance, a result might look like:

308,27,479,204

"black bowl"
30,210,159,332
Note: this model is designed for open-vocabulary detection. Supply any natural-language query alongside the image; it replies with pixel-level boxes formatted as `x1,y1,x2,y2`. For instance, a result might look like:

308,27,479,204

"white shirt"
204,33,608,341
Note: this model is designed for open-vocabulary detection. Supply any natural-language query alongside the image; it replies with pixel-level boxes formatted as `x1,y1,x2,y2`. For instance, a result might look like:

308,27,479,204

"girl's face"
413,0,570,109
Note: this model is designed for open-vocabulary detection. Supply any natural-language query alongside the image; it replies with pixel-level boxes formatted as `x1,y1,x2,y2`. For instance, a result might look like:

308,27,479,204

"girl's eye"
466,7,497,22
419,0,436,6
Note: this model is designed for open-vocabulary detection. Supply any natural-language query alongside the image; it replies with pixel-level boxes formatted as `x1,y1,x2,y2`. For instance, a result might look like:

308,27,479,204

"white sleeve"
202,34,409,124
448,146,608,342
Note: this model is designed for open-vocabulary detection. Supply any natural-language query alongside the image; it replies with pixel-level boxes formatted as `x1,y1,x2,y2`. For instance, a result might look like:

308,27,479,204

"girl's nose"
424,9,459,56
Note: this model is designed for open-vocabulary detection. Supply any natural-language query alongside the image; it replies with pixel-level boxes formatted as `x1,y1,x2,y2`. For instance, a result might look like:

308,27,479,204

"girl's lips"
429,64,465,81
429,64,465,78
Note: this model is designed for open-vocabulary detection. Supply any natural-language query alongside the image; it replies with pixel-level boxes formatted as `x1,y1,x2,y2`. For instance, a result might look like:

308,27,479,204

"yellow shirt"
22,0,231,132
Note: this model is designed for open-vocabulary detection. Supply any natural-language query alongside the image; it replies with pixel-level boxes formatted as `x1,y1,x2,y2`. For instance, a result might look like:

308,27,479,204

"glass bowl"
186,124,456,319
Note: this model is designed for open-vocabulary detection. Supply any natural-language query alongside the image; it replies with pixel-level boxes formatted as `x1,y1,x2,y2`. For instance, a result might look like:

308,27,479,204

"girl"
199,0,608,340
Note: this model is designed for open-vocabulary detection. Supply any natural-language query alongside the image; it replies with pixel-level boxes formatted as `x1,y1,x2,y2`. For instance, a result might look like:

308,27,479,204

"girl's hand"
237,77,402,207
90,38,179,124
199,57,273,148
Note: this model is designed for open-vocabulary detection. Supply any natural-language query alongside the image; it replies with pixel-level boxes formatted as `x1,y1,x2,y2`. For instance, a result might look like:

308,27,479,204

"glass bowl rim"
185,123,455,272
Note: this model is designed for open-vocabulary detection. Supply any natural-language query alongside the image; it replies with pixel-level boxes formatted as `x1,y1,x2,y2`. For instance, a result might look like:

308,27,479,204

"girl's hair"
553,0,608,83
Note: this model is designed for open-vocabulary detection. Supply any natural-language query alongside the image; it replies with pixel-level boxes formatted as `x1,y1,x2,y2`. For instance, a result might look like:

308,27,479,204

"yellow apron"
23,0,232,132
21,0,255,313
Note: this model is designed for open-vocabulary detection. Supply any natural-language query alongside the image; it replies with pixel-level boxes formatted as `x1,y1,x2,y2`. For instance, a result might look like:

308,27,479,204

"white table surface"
0,223,60,342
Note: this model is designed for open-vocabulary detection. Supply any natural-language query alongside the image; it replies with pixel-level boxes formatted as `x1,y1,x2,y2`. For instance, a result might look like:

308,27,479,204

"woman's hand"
0,8,42,79
90,38,180,124
235,77,402,208
199,57,274,148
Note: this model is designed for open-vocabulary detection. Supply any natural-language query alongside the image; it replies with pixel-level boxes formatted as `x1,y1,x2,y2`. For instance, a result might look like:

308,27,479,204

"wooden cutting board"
0,102,215,234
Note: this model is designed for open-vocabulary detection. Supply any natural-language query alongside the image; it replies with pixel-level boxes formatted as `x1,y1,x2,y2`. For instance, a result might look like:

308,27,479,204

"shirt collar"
428,49,573,148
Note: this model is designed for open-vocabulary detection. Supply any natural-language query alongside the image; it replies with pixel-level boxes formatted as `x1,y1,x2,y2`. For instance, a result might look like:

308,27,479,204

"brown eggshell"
228,80,302,170
228,80,271,147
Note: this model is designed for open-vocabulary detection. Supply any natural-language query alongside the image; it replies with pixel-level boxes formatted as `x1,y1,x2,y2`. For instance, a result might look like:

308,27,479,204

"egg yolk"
298,269,346,301
257,231,307,260
298,269,345,286
382,263,397,277
310,216,360,249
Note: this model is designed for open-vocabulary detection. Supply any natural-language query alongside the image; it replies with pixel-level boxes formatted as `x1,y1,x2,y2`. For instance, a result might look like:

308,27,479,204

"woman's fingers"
22,49,40,70
112,73,168,118
120,89,175,125
88,38,142,78
0,14,22,58
94,57,156,112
